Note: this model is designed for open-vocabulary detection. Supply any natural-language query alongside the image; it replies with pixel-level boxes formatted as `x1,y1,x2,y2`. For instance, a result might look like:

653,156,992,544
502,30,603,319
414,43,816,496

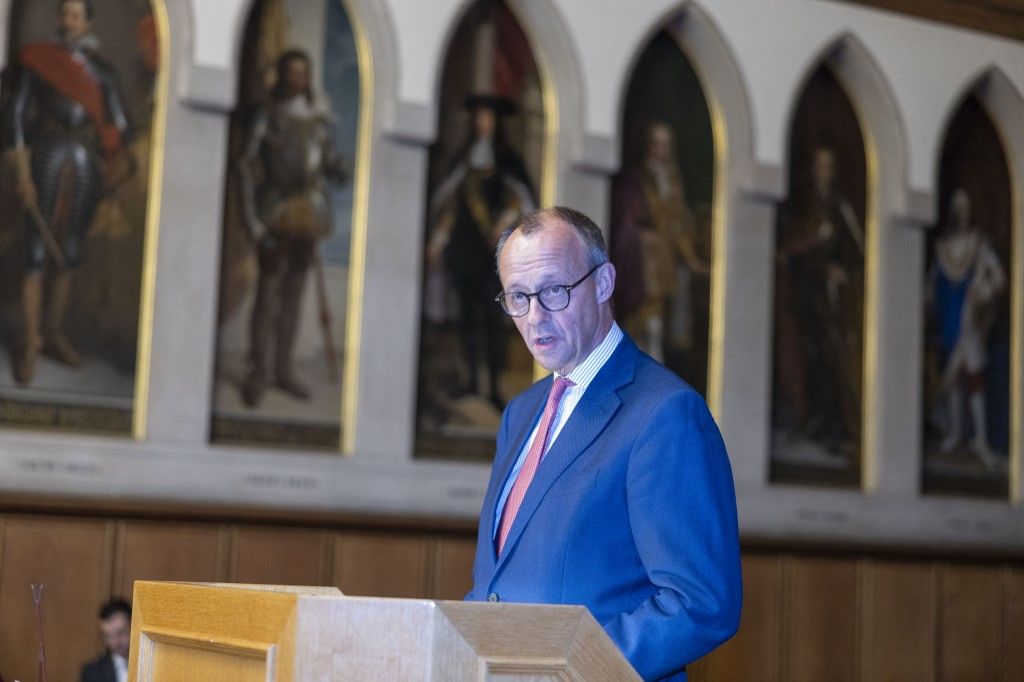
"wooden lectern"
129,581,640,680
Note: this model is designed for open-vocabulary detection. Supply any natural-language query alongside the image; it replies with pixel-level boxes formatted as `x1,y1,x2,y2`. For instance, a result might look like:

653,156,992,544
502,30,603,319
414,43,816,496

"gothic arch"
783,32,910,218
427,0,585,180
940,67,1024,214
612,2,763,422
615,1,757,191
934,66,1024,498
174,0,396,120
778,33,921,492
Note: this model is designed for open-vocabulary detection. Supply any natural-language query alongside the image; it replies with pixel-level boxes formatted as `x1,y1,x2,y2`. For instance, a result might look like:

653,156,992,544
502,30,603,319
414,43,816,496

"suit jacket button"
487,592,499,602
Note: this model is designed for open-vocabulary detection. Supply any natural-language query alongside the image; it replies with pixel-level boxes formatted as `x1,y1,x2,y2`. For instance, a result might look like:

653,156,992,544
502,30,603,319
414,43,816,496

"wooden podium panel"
130,581,639,681
130,582,341,681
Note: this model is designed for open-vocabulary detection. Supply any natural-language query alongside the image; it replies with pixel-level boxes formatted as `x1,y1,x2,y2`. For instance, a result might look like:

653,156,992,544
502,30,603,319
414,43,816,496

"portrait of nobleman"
416,0,545,460
0,0,158,434
210,0,361,450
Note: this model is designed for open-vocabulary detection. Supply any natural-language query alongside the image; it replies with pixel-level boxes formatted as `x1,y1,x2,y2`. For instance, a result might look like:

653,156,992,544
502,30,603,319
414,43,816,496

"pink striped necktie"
496,376,574,555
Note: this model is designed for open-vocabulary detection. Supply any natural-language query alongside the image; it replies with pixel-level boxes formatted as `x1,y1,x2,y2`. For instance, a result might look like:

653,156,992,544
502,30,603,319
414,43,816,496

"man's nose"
524,297,550,325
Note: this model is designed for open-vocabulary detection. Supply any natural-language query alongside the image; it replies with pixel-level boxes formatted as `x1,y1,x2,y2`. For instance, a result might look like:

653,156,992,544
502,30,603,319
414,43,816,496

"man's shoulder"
632,348,700,398
80,652,113,682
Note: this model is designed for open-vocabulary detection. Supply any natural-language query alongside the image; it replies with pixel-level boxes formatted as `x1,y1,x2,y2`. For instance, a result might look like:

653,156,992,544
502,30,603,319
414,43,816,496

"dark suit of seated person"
466,207,742,681
81,597,131,682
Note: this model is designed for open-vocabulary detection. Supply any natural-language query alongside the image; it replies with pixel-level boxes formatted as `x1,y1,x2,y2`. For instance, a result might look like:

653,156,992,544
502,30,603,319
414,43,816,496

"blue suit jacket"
467,335,742,681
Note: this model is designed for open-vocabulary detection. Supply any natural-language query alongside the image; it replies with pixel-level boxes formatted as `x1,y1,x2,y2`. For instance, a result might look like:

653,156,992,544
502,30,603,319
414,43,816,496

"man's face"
282,58,310,98
951,189,971,227
60,0,91,41
473,106,496,140
498,218,614,376
647,124,674,164
100,612,130,659
813,148,835,191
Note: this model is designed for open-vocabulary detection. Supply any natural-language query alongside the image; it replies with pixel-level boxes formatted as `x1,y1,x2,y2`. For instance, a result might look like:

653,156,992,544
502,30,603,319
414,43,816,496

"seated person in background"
81,598,131,682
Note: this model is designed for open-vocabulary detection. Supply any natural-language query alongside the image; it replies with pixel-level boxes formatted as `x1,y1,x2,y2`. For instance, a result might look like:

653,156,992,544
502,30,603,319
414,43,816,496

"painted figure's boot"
940,387,962,453
14,273,44,386
45,270,82,367
273,268,311,401
242,277,277,408
968,391,1002,470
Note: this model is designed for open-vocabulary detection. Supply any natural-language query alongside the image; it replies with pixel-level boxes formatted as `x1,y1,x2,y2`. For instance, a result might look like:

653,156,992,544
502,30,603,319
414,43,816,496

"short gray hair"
495,206,608,270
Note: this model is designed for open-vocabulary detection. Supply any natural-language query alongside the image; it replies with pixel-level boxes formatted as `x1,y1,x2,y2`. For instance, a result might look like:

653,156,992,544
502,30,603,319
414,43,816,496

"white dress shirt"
493,322,624,535
113,652,128,682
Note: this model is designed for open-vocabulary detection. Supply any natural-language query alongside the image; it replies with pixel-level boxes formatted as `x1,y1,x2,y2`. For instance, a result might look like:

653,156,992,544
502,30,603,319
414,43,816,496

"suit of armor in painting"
238,50,347,408
1,1,131,386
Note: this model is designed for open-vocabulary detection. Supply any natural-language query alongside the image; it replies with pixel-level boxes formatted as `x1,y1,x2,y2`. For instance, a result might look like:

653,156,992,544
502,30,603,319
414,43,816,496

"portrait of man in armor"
210,0,361,450
237,48,349,408
0,0,155,434
2,0,131,386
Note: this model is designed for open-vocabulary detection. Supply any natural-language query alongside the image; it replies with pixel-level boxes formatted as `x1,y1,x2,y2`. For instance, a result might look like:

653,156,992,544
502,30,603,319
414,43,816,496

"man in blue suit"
467,206,741,680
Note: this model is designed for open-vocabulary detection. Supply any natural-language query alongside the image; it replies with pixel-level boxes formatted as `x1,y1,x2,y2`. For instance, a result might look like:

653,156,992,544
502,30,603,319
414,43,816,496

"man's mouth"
533,335,556,349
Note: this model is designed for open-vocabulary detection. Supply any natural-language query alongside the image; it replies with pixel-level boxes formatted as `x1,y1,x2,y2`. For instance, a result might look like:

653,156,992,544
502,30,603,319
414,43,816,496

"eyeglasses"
495,264,602,317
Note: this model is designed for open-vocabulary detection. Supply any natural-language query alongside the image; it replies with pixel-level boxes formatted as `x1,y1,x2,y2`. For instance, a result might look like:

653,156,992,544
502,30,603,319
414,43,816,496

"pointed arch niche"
611,21,715,399
770,61,867,489
413,0,549,461
922,69,1024,501
608,3,773,488
769,35,910,492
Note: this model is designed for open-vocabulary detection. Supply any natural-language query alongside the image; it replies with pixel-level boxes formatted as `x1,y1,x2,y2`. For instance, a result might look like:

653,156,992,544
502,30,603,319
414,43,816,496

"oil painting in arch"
922,93,1011,499
0,0,160,434
770,63,867,488
610,14,715,398
415,0,545,460
211,0,360,450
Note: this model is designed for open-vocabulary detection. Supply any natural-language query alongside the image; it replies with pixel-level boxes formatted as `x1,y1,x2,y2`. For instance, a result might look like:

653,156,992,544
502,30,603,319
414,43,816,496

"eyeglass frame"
494,263,604,317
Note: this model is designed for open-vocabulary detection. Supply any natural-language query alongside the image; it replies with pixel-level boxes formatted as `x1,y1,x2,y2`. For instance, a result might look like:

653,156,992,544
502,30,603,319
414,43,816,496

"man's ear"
595,262,615,304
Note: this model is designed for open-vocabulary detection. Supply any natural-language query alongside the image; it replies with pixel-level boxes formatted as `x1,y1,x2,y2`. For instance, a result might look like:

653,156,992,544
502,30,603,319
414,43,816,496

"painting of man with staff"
236,48,348,408
210,0,361,450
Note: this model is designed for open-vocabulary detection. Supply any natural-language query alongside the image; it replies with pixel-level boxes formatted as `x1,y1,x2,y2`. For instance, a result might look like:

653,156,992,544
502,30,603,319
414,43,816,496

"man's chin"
530,351,564,375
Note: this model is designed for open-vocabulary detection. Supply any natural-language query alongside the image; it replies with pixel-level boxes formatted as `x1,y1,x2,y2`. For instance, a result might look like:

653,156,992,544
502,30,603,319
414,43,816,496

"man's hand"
102,148,136,195
17,174,37,208
12,147,37,209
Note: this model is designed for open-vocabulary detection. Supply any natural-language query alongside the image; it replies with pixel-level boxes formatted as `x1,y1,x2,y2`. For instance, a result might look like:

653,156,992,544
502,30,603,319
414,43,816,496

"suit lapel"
103,653,117,682
495,338,639,569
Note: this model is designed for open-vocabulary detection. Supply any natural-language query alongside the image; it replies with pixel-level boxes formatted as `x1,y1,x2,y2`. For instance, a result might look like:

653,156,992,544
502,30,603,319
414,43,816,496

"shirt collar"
557,321,623,394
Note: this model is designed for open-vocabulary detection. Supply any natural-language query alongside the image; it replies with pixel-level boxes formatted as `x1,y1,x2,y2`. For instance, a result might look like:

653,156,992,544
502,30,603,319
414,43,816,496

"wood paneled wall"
832,0,1024,42
695,552,1024,682
0,511,1020,681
